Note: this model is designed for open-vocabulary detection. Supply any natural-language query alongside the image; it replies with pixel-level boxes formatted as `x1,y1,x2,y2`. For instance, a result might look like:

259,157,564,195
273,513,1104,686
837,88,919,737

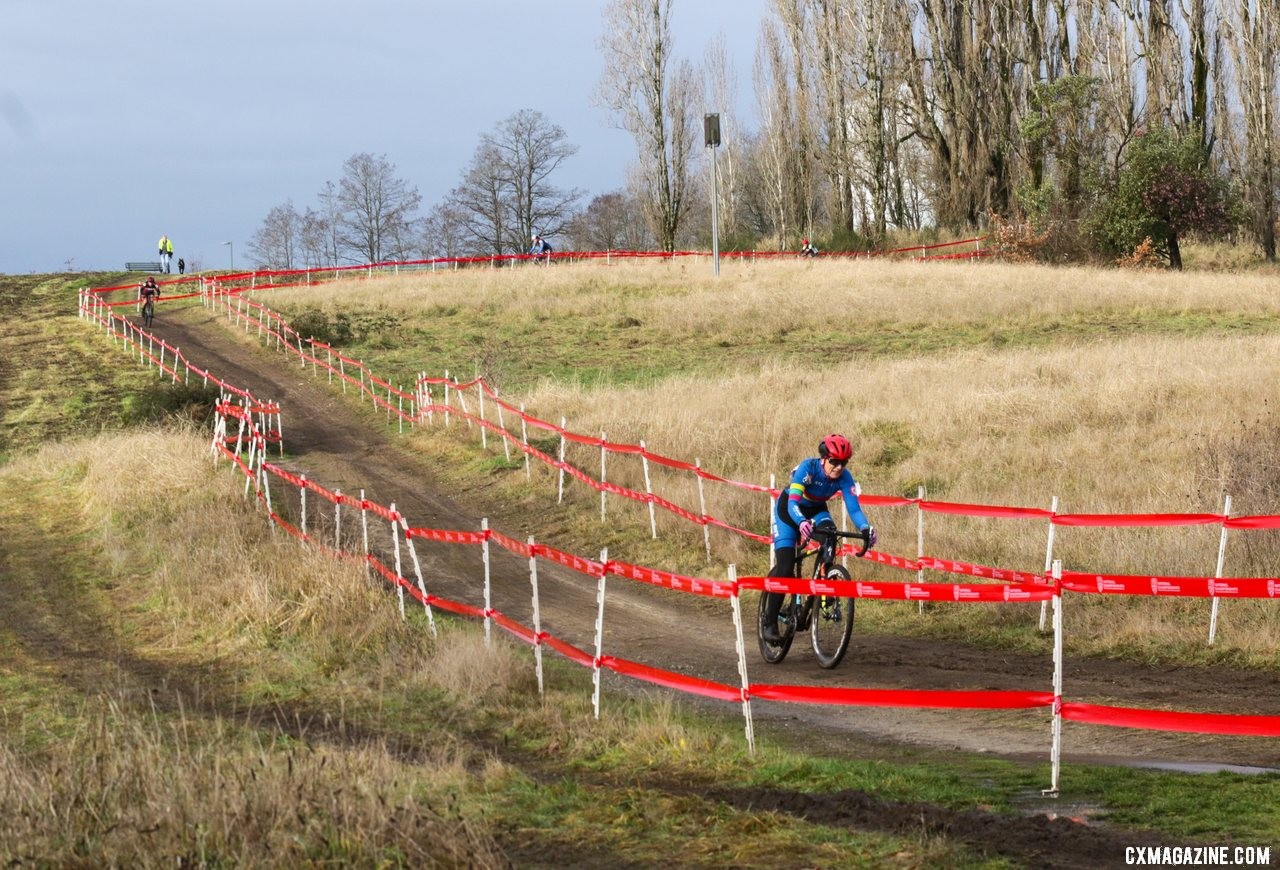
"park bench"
125,261,163,272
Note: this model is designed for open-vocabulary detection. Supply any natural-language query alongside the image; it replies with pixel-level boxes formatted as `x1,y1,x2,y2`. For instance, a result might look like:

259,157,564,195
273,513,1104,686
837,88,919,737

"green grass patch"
0,272,220,458
270,299,1280,394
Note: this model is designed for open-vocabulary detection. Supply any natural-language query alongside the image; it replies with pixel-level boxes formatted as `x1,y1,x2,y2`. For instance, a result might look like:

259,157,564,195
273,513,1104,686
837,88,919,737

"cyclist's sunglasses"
825,457,847,469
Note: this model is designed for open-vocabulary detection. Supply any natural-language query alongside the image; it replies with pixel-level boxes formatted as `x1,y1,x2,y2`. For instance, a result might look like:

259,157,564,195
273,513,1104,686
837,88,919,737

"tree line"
249,0,1279,271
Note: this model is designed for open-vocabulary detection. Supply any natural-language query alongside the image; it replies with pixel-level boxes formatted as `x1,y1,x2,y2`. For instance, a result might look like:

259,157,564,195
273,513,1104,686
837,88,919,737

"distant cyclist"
138,275,159,305
761,434,876,642
800,237,819,258
530,233,553,264
138,276,159,324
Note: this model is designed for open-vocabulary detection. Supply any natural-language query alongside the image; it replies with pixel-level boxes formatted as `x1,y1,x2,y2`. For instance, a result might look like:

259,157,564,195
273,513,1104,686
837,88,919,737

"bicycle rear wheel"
757,592,797,664
811,565,855,668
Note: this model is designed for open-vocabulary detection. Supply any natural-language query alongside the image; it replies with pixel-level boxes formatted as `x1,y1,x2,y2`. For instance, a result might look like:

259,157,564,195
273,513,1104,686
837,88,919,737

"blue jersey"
780,457,869,531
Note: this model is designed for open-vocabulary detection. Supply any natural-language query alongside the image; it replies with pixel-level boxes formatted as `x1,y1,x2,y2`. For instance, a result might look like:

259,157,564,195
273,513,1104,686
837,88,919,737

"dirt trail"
146,304,1280,773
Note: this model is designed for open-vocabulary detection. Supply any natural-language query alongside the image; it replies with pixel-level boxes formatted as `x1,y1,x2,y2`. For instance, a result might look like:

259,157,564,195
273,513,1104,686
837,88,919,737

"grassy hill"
2,266,1278,865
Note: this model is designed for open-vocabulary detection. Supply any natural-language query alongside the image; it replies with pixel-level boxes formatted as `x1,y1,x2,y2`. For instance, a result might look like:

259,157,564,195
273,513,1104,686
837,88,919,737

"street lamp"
221,240,234,270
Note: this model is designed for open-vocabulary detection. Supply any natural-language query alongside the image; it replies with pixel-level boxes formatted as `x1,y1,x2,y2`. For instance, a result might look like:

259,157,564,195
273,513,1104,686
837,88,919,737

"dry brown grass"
264,257,1280,338
0,429,523,866
0,700,506,868
265,257,1280,663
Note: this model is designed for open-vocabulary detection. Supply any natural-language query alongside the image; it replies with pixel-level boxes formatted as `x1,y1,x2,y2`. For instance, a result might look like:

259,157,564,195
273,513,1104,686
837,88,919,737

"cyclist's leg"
811,510,835,532
761,542,797,640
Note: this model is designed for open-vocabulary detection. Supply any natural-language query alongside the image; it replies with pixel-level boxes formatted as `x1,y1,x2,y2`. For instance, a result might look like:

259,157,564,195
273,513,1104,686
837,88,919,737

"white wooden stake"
557,417,568,503
1209,494,1232,645
640,440,657,539
1038,496,1060,631
259,453,275,533
479,384,487,449
592,548,609,720
360,489,371,583
391,503,406,620
300,474,308,538
482,518,493,647
497,397,510,461
455,379,471,428
696,459,711,562
1044,559,1063,798
728,566,756,754
444,370,451,426
528,535,544,695
334,488,343,551
520,404,531,479
916,484,926,614
243,417,258,499
403,519,438,636
600,431,608,522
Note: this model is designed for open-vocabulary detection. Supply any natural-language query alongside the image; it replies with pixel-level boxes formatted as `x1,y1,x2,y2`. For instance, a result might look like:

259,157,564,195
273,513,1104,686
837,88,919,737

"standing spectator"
158,234,174,273
177,257,185,275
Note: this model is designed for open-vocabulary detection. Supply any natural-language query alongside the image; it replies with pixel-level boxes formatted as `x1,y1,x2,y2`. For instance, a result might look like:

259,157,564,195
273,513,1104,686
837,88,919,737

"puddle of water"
1012,790,1107,824
1113,759,1280,776
1011,759,1280,824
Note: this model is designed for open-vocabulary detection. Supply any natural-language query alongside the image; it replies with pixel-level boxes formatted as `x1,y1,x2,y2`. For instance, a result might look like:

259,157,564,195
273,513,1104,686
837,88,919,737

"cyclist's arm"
839,472,871,531
784,460,816,525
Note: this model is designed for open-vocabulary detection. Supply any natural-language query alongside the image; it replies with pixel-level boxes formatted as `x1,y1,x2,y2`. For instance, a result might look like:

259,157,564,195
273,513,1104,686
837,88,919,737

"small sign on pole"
705,113,722,278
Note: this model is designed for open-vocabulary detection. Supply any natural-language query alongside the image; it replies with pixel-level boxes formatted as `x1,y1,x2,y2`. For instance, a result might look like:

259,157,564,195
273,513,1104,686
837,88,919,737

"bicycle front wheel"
811,565,855,669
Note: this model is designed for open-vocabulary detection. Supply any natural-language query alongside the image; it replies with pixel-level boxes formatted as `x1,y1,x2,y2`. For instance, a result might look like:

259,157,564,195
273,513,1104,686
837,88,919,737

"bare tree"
420,201,469,260
314,181,345,267
596,0,698,251
567,190,654,250
247,200,300,270
486,109,583,244
806,0,854,234
298,206,331,269
753,17,803,244
444,111,582,256
446,141,513,256
905,0,1026,228
773,0,820,238
1224,0,1278,260
335,152,422,264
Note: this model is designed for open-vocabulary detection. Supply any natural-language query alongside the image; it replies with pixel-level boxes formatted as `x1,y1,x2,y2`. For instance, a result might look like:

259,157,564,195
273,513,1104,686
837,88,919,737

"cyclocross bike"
140,296,155,328
757,525,870,668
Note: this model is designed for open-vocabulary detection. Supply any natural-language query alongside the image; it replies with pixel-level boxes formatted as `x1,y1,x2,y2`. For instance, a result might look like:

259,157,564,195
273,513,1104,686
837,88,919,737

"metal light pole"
221,240,234,270
704,113,721,277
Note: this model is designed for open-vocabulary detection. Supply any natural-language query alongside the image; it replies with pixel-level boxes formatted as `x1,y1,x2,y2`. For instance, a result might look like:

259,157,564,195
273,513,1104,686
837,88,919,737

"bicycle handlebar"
805,526,871,558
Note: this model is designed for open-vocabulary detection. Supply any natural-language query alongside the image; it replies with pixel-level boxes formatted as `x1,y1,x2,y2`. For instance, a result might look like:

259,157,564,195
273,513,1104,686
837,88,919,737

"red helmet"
818,433,852,462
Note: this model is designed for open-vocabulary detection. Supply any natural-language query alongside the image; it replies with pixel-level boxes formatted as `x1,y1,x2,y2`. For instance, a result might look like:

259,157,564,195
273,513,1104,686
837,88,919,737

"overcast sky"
0,0,768,274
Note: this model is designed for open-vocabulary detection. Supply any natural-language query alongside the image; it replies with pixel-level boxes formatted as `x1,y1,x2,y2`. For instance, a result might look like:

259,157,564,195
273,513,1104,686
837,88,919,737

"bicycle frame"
758,526,868,668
